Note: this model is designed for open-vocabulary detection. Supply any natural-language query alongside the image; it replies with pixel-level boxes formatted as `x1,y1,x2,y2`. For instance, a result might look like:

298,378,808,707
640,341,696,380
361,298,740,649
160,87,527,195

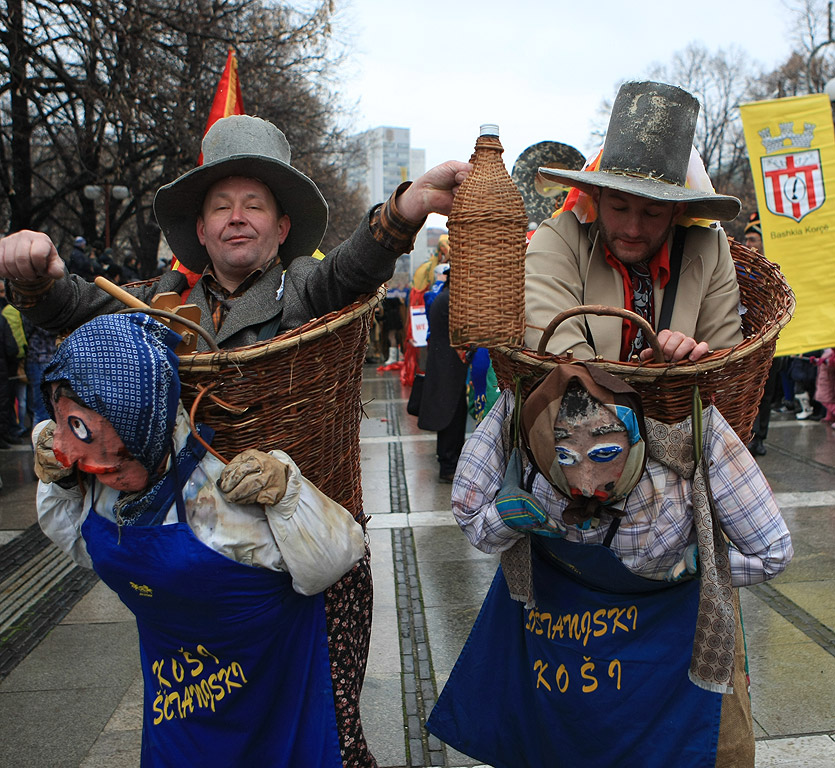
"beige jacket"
524,212,744,359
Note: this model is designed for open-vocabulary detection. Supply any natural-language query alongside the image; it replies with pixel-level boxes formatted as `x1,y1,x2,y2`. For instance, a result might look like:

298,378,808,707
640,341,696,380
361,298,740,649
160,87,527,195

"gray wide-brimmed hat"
512,141,586,226
538,81,740,222
154,115,328,273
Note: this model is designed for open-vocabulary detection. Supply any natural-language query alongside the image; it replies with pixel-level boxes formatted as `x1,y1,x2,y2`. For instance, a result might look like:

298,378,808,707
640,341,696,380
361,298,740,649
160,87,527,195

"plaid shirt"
452,391,793,586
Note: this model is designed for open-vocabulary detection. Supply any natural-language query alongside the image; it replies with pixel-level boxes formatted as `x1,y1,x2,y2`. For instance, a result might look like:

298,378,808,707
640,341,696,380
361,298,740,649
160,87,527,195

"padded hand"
218,449,289,506
665,543,700,582
33,421,74,484
495,449,565,538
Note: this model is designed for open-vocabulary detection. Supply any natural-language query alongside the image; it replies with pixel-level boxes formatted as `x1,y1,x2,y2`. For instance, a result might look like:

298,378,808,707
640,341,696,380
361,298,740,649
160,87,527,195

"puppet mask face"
50,386,149,492
553,397,630,501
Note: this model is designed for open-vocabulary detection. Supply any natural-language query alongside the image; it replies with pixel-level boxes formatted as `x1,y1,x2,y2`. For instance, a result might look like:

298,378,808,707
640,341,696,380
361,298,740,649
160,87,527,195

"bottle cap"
479,124,500,137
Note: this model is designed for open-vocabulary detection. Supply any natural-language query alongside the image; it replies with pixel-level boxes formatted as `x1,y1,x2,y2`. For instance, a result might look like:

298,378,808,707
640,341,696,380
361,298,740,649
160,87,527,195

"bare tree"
644,43,761,206
784,0,835,93
583,0,835,238
0,0,362,272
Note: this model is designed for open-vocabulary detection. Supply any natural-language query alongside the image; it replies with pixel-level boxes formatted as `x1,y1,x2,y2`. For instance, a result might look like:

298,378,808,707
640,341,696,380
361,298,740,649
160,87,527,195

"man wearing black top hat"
525,81,744,364
0,115,469,351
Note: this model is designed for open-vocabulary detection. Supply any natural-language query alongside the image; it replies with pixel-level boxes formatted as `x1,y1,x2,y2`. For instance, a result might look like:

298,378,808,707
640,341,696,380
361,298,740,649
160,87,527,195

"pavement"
1,363,835,767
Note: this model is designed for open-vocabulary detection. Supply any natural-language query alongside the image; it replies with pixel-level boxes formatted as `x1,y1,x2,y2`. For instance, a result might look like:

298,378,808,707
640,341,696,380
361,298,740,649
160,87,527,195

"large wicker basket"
173,288,384,522
491,239,795,442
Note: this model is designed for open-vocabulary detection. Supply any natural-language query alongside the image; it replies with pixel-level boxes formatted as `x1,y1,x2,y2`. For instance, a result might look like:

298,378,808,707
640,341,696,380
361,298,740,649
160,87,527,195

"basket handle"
115,306,221,353
95,275,220,353
537,304,665,364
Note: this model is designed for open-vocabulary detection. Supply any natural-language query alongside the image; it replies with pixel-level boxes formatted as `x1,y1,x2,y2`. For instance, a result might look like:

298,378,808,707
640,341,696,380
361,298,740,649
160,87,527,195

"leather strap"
657,225,687,333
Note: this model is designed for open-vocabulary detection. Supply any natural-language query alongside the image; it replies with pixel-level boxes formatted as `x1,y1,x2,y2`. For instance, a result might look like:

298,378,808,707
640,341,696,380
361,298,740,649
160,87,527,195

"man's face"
553,404,630,500
50,385,149,492
196,177,291,290
593,189,685,265
744,232,763,252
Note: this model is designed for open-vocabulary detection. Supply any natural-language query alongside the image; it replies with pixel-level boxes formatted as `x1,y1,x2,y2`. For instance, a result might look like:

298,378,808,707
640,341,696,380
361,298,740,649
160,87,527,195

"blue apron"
81,432,342,768
427,531,722,768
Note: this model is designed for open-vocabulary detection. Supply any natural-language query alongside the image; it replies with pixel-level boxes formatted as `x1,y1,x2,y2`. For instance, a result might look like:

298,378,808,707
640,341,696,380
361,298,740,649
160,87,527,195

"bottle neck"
475,135,503,153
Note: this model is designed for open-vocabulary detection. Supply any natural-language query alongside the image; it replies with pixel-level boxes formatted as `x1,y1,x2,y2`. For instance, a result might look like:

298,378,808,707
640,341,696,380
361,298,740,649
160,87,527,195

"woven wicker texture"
175,289,384,522
448,132,528,347
491,239,795,442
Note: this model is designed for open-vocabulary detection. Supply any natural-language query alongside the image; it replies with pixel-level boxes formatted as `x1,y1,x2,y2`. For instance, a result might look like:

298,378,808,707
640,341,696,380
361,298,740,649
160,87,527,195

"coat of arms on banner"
759,122,825,222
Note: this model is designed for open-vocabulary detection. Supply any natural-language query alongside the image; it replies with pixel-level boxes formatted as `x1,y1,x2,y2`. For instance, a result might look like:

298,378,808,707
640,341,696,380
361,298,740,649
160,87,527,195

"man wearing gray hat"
525,81,744,364
0,115,469,766
0,115,469,350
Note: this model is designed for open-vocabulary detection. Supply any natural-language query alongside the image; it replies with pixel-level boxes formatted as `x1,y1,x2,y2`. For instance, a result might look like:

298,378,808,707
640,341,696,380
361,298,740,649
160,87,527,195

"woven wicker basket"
172,288,384,522
491,239,795,442
448,131,528,347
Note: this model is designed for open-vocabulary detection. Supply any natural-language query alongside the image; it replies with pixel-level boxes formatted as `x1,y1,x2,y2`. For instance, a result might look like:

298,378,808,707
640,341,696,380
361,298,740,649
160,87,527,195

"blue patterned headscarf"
43,313,182,475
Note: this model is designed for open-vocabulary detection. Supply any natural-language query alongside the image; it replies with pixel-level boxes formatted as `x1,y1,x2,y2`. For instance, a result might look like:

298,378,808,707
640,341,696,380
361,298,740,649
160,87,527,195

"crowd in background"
743,212,834,456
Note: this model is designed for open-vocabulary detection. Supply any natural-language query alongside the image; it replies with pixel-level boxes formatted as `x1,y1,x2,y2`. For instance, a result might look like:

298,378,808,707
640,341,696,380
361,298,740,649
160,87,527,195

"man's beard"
596,214,674,265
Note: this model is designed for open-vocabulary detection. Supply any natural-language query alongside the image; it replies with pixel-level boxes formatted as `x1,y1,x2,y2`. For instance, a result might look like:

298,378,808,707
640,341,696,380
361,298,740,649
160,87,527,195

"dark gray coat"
17,213,399,351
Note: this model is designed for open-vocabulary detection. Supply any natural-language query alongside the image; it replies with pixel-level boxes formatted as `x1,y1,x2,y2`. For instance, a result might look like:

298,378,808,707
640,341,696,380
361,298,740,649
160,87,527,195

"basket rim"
495,279,796,380
178,286,385,371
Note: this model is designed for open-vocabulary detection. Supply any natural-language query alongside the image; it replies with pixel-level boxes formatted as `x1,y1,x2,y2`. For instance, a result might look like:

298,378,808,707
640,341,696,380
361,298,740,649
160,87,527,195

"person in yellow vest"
412,233,449,292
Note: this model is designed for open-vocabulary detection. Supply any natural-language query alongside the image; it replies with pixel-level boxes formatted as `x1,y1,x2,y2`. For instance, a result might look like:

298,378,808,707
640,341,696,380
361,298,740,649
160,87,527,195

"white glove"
33,421,75,484
218,449,289,506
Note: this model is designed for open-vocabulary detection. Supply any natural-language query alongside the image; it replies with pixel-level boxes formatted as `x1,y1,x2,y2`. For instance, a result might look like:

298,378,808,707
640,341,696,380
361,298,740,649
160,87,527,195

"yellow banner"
740,93,835,356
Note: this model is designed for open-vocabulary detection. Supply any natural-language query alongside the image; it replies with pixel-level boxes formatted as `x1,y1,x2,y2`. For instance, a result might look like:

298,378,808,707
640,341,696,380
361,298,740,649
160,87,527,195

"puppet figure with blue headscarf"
34,312,365,767
427,362,793,768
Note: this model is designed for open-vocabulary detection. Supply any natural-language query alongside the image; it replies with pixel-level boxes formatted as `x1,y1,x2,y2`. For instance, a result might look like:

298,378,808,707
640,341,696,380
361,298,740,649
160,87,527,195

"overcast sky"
338,0,801,210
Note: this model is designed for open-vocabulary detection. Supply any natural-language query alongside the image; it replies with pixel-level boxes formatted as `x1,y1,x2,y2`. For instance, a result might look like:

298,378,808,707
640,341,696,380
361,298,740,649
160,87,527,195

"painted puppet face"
553,402,630,501
50,385,149,492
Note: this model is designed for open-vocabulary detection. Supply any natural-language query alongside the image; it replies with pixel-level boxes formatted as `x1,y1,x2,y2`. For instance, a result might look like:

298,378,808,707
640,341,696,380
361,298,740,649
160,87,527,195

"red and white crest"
760,150,825,222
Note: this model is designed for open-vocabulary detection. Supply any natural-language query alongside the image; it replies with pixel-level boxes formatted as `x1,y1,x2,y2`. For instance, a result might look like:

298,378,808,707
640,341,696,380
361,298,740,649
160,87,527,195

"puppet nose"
51,422,80,468
575,465,595,496
570,464,605,498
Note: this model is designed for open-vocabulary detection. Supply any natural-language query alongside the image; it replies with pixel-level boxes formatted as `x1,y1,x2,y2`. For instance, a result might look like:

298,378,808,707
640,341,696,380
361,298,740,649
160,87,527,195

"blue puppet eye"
68,416,92,443
588,444,624,463
555,446,581,466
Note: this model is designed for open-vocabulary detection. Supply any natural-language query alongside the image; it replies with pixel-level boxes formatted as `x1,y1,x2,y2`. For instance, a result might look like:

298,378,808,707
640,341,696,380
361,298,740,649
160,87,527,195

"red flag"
198,49,245,164
173,49,246,291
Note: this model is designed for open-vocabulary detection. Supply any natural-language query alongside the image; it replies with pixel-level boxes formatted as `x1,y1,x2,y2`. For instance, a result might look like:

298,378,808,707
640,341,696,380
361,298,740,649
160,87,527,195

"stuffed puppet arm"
452,391,565,553
36,474,92,569
703,406,793,586
220,449,366,596
495,449,566,538
32,419,93,568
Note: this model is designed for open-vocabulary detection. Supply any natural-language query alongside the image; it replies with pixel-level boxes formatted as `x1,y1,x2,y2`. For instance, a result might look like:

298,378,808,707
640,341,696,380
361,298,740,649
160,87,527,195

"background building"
349,126,431,277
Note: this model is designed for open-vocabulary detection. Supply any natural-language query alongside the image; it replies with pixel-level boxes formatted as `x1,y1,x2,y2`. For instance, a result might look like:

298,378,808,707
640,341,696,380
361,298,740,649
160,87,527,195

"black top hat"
154,115,328,273
538,81,740,222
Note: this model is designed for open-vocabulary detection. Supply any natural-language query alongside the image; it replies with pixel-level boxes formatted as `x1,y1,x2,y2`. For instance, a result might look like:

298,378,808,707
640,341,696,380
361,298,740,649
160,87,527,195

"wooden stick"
94,276,150,310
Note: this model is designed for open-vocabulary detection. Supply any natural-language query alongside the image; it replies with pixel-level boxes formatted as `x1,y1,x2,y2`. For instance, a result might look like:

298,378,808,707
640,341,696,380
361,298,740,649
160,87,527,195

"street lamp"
82,183,130,248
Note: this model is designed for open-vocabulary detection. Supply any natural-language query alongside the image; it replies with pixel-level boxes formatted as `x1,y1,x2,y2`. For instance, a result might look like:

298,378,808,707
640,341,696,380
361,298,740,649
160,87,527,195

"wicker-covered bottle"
448,124,528,347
